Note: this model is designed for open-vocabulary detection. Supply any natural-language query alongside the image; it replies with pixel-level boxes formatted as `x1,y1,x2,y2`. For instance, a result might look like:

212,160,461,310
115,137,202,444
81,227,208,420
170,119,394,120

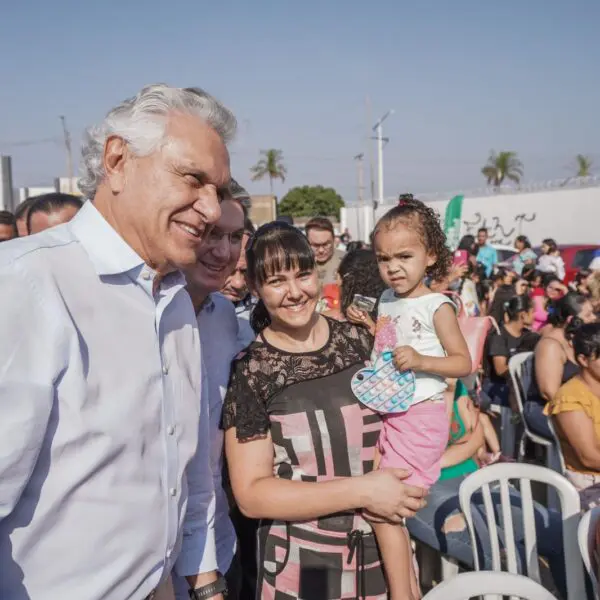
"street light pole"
372,109,394,209
354,153,364,241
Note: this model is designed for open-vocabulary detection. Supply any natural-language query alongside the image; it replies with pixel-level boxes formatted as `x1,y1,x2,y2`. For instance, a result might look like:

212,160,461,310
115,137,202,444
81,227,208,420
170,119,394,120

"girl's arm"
393,304,471,378
492,355,509,378
225,428,426,522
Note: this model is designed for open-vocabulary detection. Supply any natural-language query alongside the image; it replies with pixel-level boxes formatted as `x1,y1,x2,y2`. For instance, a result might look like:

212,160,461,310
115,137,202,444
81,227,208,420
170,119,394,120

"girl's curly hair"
371,196,452,281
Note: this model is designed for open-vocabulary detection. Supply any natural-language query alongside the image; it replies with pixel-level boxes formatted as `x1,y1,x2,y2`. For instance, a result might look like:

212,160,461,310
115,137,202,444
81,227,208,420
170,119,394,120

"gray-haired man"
0,84,234,600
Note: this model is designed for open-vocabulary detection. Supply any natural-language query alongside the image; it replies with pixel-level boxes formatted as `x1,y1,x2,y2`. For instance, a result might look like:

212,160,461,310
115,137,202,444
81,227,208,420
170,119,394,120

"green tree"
481,151,524,187
575,154,593,177
278,185,345,220
250,149,287,196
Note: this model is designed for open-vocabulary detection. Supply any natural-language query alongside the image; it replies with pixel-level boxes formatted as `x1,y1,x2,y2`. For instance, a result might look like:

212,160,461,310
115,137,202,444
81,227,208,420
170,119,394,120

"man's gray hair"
79,84,237,198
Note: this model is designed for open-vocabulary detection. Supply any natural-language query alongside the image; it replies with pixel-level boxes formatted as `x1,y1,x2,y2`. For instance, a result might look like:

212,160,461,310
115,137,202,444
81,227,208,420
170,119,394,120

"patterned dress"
222,319,386,600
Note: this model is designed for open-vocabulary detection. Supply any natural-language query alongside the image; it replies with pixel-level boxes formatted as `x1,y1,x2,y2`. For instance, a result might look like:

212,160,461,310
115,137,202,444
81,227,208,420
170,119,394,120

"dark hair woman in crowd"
323,248,387,335
524,293,597,439
223,222,426,599
483,295,537,407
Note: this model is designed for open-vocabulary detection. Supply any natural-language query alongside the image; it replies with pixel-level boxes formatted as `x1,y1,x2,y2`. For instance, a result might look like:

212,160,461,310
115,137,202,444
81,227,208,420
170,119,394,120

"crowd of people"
1,83,600,600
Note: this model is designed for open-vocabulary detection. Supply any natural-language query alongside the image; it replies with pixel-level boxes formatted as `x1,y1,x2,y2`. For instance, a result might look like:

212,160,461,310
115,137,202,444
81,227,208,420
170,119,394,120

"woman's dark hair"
504,294,532,322
457,234,477,255
345,240,365,254
575,268,592,286
546,292,589,337
515,235,531,249
493,267,509,283
523,267,541,283
542,238,558,254
247,221,316,333
338,249,387,319
542,273,561,289
573,323,600,362
371,197,451,281
26,193,83,233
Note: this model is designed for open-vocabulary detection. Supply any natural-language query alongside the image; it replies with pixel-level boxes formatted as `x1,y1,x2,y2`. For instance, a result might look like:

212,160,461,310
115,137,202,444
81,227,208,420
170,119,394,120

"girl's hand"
347,305,376,335
393,346,426,372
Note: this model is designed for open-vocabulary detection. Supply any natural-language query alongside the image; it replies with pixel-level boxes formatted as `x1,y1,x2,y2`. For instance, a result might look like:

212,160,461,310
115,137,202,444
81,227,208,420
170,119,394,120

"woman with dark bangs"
222,222,427,600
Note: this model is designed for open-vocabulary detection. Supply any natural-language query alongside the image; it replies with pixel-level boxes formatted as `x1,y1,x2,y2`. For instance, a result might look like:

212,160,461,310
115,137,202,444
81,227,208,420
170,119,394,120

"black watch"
189,575,228,599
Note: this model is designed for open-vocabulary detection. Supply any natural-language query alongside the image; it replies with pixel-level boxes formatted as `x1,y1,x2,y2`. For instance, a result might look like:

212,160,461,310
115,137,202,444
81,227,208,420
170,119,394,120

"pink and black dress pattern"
222,319,387,599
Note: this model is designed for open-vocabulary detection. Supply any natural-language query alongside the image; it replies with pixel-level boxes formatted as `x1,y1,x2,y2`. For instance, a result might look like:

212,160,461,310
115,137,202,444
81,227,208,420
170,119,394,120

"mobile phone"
453,250,469,267
352,294,376,313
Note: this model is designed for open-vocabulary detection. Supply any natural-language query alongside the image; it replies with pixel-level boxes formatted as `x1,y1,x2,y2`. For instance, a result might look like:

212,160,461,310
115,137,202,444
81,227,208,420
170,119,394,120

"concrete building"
341,179,600,246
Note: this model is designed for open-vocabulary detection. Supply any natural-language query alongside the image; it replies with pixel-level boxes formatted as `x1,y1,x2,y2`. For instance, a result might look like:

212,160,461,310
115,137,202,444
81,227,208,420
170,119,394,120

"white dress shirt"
0,201,215,600
174,293,245,599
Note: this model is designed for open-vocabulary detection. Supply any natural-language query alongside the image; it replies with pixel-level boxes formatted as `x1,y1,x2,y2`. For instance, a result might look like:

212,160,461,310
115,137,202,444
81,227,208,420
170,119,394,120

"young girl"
369,198,472,600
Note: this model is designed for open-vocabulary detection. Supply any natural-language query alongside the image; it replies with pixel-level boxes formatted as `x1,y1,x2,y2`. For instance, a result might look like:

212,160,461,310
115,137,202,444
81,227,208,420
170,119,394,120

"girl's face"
546,282,564,300
374,223,436,296
515,279,529,295
541,243,550,255
255,264,319,330
515,239,524,251
578,301,597,324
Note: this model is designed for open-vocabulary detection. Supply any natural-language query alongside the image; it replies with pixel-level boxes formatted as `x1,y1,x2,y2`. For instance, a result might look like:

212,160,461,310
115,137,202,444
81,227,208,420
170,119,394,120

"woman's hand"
346,305,376,335
358,468,427,522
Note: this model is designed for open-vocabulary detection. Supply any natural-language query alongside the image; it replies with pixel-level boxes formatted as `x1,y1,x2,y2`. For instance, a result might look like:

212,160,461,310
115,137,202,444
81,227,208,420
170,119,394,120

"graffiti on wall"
463,212,537,245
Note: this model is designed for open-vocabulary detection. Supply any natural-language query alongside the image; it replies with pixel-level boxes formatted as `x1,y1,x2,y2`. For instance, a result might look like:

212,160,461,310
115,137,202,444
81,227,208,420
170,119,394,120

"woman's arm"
492,355,509,378
393,304,471,378
535,339,566,402
225,429,427,523
440,396,485,469
554,411,600,471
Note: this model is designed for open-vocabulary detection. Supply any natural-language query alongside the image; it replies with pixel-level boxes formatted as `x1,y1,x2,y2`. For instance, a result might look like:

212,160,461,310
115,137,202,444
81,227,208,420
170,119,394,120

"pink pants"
377,400,450,489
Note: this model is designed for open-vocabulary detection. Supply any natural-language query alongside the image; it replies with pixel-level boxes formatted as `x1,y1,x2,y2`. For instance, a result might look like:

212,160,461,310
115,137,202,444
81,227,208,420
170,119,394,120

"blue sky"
1,0,598,203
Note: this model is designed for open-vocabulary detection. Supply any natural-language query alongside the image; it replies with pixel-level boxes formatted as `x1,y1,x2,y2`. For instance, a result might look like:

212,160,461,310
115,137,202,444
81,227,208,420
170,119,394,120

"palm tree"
481,151,524,187
250,149,287,196
575,154,592,177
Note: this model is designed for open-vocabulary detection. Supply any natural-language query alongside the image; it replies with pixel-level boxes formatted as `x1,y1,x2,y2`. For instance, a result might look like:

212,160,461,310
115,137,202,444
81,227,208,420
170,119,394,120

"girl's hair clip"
398,193,414,206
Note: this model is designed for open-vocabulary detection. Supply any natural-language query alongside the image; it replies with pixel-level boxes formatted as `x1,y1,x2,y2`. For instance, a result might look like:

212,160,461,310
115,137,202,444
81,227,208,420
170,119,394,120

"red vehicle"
559,245,600,283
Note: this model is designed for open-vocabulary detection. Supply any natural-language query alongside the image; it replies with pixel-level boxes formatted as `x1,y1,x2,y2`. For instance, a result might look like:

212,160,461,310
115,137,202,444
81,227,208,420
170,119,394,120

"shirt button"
166,547,173,558
162,365,169,375
170,487,177,497
142,270,151,281
167,425,175,435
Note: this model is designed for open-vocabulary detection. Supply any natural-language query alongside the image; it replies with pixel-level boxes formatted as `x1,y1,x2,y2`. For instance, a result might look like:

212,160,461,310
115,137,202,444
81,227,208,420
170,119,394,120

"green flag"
444,195,463,250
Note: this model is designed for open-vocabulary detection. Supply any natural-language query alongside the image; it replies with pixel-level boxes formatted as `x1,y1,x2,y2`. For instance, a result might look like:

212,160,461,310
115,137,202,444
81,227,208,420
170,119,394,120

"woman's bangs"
255,231,315,284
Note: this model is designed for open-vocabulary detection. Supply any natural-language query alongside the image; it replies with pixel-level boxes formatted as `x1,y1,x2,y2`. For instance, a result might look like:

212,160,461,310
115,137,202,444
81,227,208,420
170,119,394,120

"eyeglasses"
309,240,333,251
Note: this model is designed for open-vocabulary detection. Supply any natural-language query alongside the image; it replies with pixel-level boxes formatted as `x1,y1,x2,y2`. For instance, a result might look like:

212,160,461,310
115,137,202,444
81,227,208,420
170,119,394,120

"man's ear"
103,136,129,194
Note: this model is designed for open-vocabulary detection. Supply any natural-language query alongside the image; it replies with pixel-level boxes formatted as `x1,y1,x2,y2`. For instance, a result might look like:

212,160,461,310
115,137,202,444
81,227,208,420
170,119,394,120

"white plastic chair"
578,507,600,599
422,571,559,600
458,462,585,600
508,352,565,475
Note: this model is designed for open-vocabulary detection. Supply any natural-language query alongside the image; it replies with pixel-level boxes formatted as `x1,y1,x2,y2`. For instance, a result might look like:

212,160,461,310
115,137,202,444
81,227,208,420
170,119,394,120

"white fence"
341,185,600,246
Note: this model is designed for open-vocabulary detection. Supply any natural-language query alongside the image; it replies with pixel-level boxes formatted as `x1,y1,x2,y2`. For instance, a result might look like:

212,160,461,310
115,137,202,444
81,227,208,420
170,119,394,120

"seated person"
482,295,538,407
546,322,600,492
407,380,567,598
524,293,596,439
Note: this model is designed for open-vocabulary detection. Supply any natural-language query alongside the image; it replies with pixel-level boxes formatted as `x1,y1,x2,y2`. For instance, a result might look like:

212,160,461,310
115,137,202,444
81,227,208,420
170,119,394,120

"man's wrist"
188,573,227,599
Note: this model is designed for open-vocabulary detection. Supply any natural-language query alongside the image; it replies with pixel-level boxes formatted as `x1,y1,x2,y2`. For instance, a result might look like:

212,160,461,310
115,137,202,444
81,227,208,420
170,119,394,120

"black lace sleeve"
339,321,373,362
222,352,270,442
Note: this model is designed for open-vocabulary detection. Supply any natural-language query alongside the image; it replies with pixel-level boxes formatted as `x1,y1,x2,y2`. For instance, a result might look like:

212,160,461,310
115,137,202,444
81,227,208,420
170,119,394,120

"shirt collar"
69,201,145,276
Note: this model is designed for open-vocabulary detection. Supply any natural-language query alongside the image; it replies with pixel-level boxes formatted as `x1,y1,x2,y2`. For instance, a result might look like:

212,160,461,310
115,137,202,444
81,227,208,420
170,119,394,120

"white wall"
343,186,600,246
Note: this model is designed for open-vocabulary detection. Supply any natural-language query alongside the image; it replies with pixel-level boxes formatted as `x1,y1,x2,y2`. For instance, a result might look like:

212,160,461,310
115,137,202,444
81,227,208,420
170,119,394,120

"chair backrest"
578,507,600,599
458,462,585,600
546,418,567,475
422,571,558,600
508,351,534,429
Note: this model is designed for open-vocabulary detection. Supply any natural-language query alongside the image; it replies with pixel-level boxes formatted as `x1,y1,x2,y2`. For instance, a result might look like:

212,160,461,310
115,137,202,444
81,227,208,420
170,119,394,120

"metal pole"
59,116,74,193
376,123,384,207
354,153,364,241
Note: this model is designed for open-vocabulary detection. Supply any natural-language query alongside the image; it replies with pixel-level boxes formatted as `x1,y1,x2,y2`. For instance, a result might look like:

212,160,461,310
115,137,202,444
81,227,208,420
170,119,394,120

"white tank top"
372,291,454,404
